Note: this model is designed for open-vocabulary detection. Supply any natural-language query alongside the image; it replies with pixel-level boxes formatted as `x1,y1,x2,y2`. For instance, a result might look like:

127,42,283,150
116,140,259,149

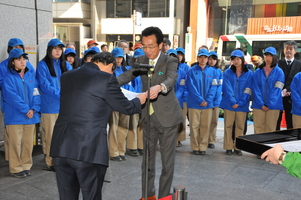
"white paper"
265,140,301,152
121,88,140,100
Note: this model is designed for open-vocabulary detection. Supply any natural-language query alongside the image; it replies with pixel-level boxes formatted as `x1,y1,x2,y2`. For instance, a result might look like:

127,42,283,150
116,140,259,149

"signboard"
24,45,38,69
185,33,192,62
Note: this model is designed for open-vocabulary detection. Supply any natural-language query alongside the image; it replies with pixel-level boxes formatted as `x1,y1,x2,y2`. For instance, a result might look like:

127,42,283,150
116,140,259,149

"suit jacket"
278,59,301,91
122,54,133,67
117,52,183,127
50,62,141,166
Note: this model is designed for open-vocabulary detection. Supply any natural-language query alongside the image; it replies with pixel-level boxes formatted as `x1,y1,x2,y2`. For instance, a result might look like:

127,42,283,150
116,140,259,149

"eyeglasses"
141,45,158,50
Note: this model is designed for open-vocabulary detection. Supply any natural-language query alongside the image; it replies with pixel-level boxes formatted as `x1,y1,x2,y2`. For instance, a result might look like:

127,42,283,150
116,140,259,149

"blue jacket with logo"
290,72,301,116
2,67,40,125
186,65,217,109
212,67,223,107
252,65,284,110
220,67,253,112
175,67,187,108
36,59,72,113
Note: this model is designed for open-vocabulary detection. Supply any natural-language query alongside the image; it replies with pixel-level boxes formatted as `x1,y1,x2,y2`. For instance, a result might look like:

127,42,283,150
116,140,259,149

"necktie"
287,60,291,66
149,60,155,115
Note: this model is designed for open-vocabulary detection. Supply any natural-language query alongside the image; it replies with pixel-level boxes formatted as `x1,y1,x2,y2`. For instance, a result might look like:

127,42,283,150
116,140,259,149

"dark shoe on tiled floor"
43,166,55,172
192,150,200,155
208,144,215,149
10,171,26,178
200,151,206,155
129,149,139,157
138,149,143,156
23,170,31,176
119,155,127,161
226,150,232,155
234,150,242,156
110,156,122,161
177,141,182,147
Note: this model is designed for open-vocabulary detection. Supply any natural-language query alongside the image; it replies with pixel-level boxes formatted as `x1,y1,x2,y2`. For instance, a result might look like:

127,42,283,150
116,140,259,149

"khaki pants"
188,108,212,151
253,109,279,134
41,113,58,167
177,103,187,143
293,114,301,128
4,128,9,161
109,111,130,157
223,110,246,150
7,124,35,173
209,107,220,144
127,114,143,150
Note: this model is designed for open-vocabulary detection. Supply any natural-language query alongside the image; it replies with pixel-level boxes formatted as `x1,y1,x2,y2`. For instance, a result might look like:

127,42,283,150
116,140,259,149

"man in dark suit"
277,40,301,130
50,52,146,200
117,39,133,67
117,27,183,200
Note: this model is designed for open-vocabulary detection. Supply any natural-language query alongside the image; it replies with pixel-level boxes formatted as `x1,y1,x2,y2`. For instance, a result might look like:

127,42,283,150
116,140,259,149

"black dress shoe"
234,150,242,156
138,149,143,156
23,170,31,176
10,171,26,178
177,141,182,147
200,151,206,155
119,155,127,160
192,150,200,155
226,150,232,155
129,149,139,157
208,144,215,149
110,156,122,161
43,166,55,172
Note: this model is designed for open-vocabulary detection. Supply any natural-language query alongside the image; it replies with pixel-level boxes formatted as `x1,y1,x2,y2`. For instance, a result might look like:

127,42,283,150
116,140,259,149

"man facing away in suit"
50,52,146,200
117,26,183,200
277,40,301,130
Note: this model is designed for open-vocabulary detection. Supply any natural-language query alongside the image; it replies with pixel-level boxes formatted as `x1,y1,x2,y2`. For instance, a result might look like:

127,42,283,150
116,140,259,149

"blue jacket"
2,67,40,125
114,66,135,91
186,65,217,109
36,59,72,113
252,65,284,110
125,66,142,93
291,72,301,116
212,67,223,107
220,67,253,112
175,67,187,108
0,58,35,88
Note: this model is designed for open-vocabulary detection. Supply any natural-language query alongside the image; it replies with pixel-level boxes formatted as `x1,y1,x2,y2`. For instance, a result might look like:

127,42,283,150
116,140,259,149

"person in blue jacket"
2,49,40,178
208,51,223,149
0,38,35,162
252,47,284,134
64,48,79,69
127,48,144,157
36,38,72,171
220,49,253,155
175,47,190,147
186,49,217,155
291,72,301,128
109,47,135,161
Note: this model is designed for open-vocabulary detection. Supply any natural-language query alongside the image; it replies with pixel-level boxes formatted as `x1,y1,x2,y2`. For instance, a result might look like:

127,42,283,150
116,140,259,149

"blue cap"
197,49,209,57
167,49,178,56
134,48,145,58
111,47,124,58
209,51,218,57
84,46,100,56
264,47,277,55
48,38,65,47
176,47,185,55
230,50,244,57
8,38,24,47
8,48,28,59
64,48,76,55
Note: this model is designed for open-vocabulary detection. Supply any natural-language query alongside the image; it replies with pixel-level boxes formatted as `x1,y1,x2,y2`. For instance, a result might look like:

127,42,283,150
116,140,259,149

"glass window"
149,0,170,17
106,0,114,18
132,0,148,17
116,0,131,18
222,41,236,56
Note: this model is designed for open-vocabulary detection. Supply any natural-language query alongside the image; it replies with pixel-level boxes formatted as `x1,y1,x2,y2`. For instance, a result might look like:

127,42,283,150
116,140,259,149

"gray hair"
117,40,128,47
284,40,298,50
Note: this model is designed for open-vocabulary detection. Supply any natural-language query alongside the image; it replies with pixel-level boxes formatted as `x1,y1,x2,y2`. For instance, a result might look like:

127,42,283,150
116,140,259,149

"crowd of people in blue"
1,35,301,184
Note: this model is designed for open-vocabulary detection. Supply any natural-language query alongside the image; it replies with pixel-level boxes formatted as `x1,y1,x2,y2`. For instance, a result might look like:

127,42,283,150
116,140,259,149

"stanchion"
172,186,187,200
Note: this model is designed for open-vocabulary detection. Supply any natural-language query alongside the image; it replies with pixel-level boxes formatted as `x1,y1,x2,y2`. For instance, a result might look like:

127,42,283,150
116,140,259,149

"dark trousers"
53,157,107,200
276,96,293,130
142,114,178,199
